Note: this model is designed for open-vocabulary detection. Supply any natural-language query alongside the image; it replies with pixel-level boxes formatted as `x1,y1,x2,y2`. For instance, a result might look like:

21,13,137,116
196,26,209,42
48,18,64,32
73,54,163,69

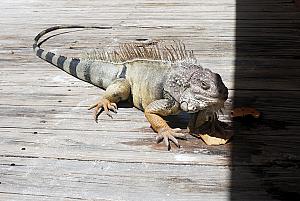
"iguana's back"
125,60,171,110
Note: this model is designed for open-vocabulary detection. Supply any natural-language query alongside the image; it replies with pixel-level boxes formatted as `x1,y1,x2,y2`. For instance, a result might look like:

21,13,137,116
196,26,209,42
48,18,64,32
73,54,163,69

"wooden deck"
1,0,300,200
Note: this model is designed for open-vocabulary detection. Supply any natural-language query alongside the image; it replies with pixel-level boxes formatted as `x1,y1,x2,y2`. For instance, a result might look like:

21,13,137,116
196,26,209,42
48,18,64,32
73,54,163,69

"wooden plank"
0,156,231,201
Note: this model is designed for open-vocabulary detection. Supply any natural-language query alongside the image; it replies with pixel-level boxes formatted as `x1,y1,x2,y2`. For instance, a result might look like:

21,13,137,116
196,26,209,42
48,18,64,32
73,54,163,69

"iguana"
33,25,229,150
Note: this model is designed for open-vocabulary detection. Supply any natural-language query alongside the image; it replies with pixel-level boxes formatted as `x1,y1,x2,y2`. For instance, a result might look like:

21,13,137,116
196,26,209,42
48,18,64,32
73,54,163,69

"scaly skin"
33,25,229,150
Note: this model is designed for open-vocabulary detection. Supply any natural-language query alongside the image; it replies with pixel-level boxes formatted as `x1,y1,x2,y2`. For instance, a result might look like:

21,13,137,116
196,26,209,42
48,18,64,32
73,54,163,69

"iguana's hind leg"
144,99,186,150
89,78,130,122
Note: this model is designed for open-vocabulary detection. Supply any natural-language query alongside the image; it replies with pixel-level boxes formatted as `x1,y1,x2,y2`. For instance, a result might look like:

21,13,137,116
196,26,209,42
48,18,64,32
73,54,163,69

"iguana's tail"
33,25,113,87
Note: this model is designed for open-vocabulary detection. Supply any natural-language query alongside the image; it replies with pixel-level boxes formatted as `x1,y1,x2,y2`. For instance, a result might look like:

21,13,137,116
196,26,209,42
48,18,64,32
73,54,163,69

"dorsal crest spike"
84,40,196,64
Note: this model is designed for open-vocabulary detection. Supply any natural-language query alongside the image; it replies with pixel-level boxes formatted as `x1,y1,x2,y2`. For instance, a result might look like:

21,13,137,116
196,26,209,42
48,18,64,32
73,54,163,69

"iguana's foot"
156,128,187,151
88,98,118,122
195,120,233,145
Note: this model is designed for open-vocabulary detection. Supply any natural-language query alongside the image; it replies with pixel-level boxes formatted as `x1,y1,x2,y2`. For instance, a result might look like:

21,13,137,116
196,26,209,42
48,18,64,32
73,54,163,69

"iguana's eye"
201,81,210,90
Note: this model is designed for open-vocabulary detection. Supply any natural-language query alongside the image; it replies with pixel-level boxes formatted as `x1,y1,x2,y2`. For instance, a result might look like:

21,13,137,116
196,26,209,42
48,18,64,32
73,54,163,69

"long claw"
156,135,164,143
108,105,118,113
89,98,118,121
111,103,118,110
94,108,103,123
156,128,185,150
163,135,169,149
102,101,114,118
105,111,113,119
168,135,179,147
172,133,187,140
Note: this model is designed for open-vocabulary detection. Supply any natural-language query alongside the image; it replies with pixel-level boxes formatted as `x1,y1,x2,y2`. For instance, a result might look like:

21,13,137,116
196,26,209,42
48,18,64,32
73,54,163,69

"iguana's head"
164,62,228,113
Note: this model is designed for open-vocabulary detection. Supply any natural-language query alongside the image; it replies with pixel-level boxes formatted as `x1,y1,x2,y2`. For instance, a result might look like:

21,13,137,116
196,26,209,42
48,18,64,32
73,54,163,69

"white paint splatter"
174,154,197,162
52,75,68,83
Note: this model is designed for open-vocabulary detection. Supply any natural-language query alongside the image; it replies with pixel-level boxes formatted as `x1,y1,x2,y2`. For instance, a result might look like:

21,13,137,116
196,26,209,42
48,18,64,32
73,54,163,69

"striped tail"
33,25,114,87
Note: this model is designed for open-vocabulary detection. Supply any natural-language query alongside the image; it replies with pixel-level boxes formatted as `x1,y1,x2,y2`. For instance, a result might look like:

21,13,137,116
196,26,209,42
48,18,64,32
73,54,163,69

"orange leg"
144,99,185,150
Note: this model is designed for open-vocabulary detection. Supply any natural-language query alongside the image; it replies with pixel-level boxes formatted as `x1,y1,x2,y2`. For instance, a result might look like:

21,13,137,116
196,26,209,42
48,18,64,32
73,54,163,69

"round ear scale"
172,74,190,88
164,72,191,102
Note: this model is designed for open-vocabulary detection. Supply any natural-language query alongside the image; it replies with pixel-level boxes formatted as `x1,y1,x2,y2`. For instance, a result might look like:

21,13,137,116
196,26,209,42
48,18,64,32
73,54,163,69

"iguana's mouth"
196,94,227,103
180,99,225,113
180,101,199,113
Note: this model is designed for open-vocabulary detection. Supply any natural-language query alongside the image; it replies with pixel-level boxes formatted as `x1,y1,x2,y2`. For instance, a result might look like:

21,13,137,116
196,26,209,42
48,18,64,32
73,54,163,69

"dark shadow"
231,1,300,200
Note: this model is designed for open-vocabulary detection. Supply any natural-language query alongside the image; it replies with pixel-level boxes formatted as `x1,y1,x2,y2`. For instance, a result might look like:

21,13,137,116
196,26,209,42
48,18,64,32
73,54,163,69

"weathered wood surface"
0,0,300,200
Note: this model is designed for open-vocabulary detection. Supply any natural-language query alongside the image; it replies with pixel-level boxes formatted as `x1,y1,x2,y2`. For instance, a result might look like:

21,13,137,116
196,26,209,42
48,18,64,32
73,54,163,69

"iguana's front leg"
144,99,186,150
89,78,130,122
188,111,232,145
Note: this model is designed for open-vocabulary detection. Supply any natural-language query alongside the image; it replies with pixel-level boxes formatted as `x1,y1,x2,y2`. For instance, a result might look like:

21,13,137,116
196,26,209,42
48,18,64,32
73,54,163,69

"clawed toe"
108,104,117,113
88,98,118,122
157,128,186,150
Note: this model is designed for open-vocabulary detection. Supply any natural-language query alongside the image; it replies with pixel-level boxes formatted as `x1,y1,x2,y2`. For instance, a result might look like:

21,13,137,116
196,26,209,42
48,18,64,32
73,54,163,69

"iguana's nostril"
188,105,198,112
180,102,188,111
